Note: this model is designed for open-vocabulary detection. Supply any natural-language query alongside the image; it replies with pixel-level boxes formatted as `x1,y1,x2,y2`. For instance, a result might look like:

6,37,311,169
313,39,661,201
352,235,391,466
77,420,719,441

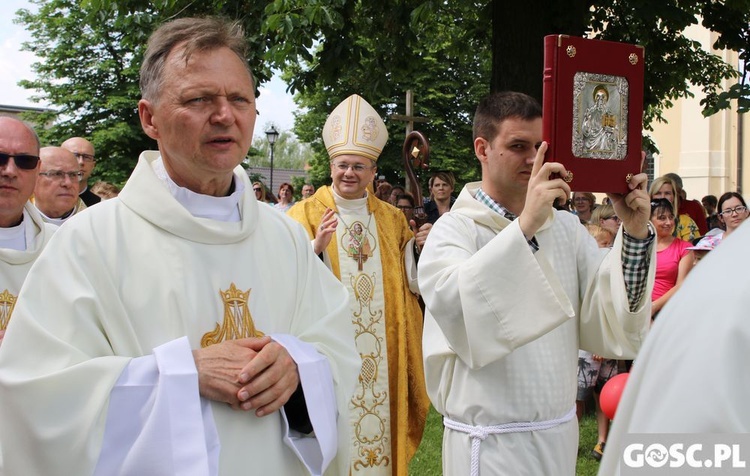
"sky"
0,0,299,133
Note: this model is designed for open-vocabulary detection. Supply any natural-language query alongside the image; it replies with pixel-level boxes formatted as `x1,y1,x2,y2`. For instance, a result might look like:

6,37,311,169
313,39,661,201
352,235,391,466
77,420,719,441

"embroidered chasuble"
0,153,359,476
0,204,56,332
288,186,430,475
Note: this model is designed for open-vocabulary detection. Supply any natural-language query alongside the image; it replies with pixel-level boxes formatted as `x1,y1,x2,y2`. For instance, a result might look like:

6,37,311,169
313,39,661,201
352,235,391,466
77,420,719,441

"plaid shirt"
475,188,653,311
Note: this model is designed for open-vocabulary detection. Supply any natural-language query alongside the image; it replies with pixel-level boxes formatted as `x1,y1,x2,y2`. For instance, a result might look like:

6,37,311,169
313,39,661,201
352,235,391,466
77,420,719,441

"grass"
409,406,603,475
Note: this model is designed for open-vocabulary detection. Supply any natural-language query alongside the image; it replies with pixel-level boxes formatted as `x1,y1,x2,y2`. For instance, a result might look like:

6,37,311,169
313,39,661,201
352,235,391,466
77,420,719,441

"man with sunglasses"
32,146,87,226
61,136,101,207
0,117,57,345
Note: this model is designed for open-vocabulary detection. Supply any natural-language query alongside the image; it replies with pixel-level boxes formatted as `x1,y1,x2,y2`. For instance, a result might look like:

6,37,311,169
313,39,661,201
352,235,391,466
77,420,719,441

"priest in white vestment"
0,118,57,475
287,94,431,476
32,146,88,226
599,220,750,475
0,17,359,476
0,117,57,344
418,92,656,475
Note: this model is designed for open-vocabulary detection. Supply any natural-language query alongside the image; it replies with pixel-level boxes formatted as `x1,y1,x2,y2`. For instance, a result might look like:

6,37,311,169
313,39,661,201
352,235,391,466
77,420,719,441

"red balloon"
599,372,630,420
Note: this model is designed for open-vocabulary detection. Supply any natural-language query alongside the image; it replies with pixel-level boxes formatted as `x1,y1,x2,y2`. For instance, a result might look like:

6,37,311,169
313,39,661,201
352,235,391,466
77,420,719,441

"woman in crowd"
650,198,694,319
717,191,749,239
590,202,620,236
649,175,699,241
572,191,596,223
252,181,273,204
273,182,295,212
424,171,456,224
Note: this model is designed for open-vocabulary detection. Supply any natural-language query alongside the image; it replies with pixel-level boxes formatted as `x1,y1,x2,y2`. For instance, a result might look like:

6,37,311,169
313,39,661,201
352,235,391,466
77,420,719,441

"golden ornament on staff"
402,130,430,227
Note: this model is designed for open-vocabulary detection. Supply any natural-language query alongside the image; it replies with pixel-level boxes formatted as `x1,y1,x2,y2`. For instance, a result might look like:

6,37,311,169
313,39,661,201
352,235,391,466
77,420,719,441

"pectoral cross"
353,249,367,271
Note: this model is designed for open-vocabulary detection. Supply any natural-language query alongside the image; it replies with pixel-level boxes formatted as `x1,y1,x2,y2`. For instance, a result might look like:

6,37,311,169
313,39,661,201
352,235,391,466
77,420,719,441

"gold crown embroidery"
201,283,264,347
0,289,17,331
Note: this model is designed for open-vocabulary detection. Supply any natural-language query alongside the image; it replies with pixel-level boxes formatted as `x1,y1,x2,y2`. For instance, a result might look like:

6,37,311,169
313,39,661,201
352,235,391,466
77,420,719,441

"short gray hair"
140,17,251,103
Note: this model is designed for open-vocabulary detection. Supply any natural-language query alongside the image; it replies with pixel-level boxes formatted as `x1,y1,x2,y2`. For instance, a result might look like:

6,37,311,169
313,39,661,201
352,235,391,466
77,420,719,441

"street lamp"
265,126,280,194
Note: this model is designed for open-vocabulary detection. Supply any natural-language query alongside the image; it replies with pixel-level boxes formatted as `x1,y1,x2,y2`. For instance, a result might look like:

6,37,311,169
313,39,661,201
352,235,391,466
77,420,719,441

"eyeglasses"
39,170,84,182
719,206,747,217
603,216,621,222
0,152,40,170
253,188,262,192
331,162,374,173
72,152,96,162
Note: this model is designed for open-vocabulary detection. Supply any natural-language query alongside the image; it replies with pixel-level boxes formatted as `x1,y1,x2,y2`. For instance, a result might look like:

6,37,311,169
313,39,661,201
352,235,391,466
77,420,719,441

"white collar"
0,215,26,251
152,157,244,222
331,188,369,213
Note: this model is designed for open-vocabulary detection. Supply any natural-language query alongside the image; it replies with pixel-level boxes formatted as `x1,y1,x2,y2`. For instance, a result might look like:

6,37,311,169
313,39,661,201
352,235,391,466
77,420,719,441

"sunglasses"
0,153,40,170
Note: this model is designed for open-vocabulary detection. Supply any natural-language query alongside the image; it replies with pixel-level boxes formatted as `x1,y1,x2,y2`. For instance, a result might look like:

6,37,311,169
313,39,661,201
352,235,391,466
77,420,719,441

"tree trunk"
491,0,591,102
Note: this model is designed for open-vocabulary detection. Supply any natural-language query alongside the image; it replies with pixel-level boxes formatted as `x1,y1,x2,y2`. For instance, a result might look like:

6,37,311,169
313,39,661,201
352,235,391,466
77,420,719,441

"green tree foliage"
15,0,749,191
268,1,490,192
16,0,275,184
263,0,749,192
588,0,746,127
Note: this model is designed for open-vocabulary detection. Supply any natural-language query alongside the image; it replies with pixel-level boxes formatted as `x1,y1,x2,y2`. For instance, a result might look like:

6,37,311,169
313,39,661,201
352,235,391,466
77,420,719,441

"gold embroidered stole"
337,210,393,474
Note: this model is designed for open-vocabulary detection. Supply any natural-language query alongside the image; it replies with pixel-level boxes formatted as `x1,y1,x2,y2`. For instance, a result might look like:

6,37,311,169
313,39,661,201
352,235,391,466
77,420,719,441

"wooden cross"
390,90,429,194
390,90,428,136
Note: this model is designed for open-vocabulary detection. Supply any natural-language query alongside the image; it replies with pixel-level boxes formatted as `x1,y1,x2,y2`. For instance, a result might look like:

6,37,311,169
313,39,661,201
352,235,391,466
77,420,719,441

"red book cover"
542,35,645,194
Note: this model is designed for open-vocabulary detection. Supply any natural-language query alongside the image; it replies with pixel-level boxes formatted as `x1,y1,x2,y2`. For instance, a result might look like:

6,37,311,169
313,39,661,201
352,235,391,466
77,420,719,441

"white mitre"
322,94,388,161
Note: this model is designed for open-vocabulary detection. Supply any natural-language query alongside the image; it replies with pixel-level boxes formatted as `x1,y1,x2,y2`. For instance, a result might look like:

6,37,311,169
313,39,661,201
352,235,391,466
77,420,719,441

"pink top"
652,238,692,301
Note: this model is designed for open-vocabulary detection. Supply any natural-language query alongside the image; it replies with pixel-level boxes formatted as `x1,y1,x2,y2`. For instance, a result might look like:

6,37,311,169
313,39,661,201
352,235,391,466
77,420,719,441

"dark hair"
702,194,718,208
140,17,251,102
473,92,542,142
650,198,675,217
396,193,415,208
717,192,747,213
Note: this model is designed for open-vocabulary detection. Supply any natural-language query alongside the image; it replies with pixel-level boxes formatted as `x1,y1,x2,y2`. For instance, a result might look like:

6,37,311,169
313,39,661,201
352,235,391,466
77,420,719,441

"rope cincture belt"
443,406,577,476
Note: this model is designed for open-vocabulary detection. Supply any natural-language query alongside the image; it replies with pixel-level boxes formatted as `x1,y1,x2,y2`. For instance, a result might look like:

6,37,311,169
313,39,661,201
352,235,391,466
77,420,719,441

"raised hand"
313,207,338,255
607,152,650,239
518,142,571,239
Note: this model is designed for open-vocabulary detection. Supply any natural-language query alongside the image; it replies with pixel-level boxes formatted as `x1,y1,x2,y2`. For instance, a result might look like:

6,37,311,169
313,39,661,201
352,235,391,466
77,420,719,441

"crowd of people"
0,14,747,476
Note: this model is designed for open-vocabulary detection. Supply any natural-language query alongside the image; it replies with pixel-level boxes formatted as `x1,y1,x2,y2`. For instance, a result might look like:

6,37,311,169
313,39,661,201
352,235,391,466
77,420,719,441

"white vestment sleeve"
404,237,420,294
309,239,333,270
419,218,574,369
272,333,338,476
94,337,219,476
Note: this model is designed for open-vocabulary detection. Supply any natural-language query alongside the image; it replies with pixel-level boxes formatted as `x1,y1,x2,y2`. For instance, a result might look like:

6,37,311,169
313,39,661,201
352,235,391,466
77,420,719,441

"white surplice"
599,221,750,475
418,183,654,475
0,203,57,321
0,151,359,476
0,202,56,474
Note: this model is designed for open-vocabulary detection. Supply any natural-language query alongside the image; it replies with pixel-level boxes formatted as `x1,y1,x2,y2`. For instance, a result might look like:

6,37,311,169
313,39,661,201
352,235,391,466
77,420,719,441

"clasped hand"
193,336,299,417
